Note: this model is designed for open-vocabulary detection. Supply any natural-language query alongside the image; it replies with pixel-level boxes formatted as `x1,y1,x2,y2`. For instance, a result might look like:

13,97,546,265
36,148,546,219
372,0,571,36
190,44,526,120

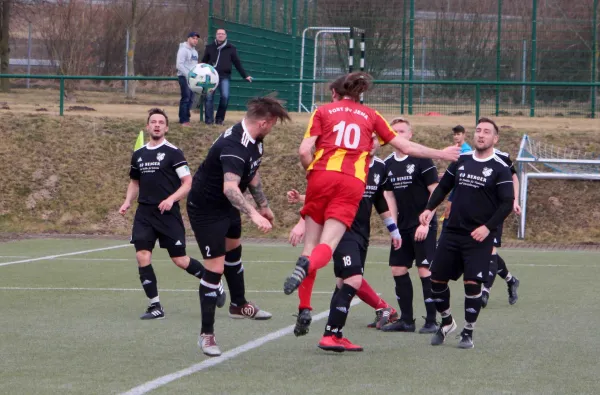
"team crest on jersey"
406,164,415,174
157,152,165,162
482,167,493,177
258,142,263,154
374,174,380,185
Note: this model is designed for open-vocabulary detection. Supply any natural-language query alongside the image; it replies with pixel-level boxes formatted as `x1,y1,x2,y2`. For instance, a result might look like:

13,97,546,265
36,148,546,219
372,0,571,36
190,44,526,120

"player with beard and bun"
380,117,439,334
481,148,521,308
187,97,290,357
119,108,225,320
419,117,514,349
282,72,460,352
287,137,402,348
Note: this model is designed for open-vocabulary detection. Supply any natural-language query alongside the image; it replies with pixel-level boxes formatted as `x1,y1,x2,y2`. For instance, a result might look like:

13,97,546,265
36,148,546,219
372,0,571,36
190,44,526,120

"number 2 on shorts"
205,246,211,257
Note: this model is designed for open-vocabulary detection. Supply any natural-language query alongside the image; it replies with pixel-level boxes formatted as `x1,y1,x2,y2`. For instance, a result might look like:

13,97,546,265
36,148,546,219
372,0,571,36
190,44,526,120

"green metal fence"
1,75,598,119
213,0,599,117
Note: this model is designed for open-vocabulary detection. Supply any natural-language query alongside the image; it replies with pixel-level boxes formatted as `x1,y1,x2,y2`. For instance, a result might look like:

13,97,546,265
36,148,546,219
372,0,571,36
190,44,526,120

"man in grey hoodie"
176,32,200,126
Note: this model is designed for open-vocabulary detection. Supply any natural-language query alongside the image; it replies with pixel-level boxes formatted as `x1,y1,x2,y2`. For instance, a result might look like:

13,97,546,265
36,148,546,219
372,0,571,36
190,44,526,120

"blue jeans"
178,76,194,124
205,77,230,124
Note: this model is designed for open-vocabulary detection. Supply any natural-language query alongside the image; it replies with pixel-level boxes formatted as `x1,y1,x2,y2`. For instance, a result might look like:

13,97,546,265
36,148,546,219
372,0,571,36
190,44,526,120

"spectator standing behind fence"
201,28,253,125
176,32,200,127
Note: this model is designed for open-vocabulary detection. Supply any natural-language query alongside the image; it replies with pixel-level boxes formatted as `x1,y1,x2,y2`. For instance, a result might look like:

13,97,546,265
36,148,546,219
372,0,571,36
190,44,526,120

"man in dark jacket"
201,29,253,125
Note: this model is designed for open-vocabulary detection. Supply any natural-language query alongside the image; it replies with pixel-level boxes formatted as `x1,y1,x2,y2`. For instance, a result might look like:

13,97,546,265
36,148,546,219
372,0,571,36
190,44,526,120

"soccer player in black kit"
187,97,290,357
119,108,224,320
419,117,514,349
381,117,439,334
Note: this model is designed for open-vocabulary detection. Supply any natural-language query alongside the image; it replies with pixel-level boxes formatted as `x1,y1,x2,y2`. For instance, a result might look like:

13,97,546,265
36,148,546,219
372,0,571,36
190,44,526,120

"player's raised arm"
372,112,459,162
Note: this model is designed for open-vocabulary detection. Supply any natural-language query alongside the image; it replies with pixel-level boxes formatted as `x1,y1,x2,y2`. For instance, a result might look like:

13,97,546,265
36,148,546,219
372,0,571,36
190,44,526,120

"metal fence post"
236,0,240,23
59,78,65,116
420,37,425,106
125,29,129,93
495,0,502,116
475,83,481,122
591,0,598,119
261,0,265,28
408,0,415,115
27,23,32,89
248,0,253,25
400,0,407,114
530,0,538,117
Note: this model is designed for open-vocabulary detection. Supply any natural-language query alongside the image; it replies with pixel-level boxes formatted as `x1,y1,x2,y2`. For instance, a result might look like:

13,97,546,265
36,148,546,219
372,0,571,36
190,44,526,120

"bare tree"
114,0,155,99
0,0,12,92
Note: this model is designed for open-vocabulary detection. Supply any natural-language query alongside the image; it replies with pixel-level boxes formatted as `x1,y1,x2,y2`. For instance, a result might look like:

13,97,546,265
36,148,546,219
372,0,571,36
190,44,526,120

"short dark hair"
477,117,499,134
452,125,465,133
329,72,373,101
246,97,291,124
216,28,227,34
147,108,169,126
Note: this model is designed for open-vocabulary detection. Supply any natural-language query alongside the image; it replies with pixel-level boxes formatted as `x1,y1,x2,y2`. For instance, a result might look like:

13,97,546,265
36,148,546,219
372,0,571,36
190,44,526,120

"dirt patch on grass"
0,108,598,245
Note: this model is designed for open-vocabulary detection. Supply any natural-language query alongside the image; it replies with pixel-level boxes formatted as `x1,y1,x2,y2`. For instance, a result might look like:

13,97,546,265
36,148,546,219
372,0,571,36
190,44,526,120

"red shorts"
300,170,365,228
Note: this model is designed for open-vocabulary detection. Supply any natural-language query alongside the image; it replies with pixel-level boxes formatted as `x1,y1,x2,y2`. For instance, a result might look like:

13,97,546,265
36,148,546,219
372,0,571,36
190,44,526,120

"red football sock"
356,279,389,310
298,270,316,311
308,244,332,273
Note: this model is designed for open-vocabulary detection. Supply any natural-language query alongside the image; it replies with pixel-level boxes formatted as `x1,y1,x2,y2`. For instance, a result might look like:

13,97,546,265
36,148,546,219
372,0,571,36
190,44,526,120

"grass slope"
0,111,599,244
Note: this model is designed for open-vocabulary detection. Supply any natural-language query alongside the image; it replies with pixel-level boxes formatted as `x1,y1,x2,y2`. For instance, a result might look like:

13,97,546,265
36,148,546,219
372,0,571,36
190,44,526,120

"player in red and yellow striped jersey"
283,72,460,352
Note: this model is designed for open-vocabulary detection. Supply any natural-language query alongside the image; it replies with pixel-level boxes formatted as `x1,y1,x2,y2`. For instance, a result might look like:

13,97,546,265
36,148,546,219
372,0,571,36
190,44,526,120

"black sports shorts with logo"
429,231,494,283
389,224,437,269
131,203,186,257
187,202,242,260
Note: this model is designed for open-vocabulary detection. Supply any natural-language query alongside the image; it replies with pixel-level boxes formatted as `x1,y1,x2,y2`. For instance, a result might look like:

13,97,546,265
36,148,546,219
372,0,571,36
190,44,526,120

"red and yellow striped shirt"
304,99,397,183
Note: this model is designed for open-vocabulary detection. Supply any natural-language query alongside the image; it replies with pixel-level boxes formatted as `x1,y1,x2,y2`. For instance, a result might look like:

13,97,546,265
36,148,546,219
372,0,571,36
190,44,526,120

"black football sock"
185,257,205,279
485,254,498,289
324,284,356,338
224,246,247,306
200,270,222,334
139,265,159,303
393,273,414,322
464,283,483,336
431,281,452,326
420,276,437,323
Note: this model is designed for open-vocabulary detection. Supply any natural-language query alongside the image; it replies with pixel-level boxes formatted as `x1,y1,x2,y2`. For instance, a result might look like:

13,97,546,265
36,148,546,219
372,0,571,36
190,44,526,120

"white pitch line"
0,286,334,294
50,257,598,268
121,297,362,395
0,244,130,267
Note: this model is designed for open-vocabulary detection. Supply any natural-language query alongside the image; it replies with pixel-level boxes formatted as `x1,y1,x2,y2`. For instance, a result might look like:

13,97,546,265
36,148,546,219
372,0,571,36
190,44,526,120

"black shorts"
430,231,494,283
389,225,437,269
187,203,242,259
333,237,367,279
493,223,503,248
131,204,186,257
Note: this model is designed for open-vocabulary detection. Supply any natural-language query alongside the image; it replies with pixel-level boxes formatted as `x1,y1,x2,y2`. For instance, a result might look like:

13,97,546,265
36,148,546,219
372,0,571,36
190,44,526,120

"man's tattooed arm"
223,172,258,217
248,172,269,209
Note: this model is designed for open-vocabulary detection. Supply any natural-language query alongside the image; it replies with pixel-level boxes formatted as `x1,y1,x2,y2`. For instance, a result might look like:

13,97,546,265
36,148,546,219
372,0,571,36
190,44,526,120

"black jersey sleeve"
420,158,439,186
220,144,248,178
484,166,515,230
373,184,390,214
425,161,457,210
171,149,188,170
504,156,517,175
129,152,141,180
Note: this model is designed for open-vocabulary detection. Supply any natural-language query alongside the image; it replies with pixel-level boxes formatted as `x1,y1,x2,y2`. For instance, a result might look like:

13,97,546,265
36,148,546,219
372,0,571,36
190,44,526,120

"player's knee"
343,274,362,290
391,266,408,276
170,255,189,269
417,267,431,278
464,282,482,297
135,250,152,267
225,245,242,264
204,257,226,274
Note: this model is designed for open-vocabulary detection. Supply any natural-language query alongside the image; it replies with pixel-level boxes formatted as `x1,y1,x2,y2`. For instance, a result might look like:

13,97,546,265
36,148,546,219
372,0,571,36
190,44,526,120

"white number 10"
333,121,361,149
